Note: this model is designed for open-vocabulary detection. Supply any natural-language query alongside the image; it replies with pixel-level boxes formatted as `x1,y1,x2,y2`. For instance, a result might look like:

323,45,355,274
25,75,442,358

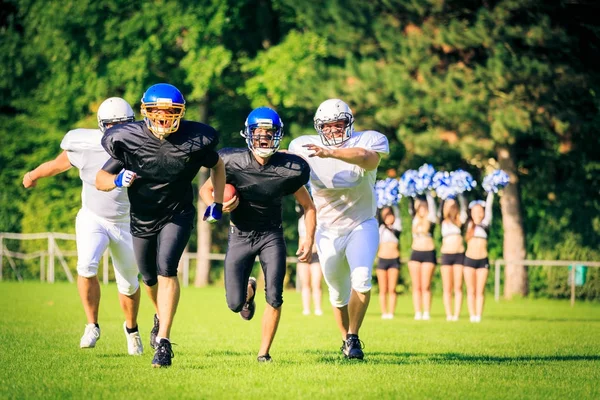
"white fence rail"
0,232,300,287
494,259,600,306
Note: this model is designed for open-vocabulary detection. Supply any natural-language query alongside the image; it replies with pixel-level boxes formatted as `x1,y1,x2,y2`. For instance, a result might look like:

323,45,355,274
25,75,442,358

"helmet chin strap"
253,147,277,158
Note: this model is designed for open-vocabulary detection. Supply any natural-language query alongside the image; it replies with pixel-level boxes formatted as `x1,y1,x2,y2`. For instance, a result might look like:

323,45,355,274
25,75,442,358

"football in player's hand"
224,184,238,203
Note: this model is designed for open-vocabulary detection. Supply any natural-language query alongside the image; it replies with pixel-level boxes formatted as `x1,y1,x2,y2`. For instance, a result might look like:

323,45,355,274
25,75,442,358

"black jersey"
101,120,219,237
219,148,310,231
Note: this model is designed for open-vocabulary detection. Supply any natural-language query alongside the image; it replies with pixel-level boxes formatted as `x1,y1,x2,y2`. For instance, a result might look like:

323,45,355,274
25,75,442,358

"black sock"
346,333,358,339
94,323,100,329
126,325,139,334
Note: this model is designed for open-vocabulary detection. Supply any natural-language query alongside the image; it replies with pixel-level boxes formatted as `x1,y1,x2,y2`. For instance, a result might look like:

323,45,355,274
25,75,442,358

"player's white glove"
114,170,137,188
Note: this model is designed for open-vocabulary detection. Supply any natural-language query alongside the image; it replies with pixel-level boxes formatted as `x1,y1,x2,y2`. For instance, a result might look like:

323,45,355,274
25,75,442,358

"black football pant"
133,217,194,287
224,225,287,311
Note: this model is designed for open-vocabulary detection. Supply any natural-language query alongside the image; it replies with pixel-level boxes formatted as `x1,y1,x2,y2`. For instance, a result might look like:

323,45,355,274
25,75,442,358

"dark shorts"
409,250,437,264
133,211,194,286
224,225,287,310
441,253,465,266
306,252,320,264
464,256,489,269
377,257,400,270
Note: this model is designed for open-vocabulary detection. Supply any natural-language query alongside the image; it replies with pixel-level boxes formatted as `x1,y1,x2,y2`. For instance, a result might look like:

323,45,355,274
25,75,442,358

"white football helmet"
97,97,135,133
313,98,355,146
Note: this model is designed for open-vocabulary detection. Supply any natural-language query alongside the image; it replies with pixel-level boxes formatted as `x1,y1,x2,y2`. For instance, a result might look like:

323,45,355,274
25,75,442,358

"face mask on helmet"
140,83,186,140
97,97,135,133
314,99,355,147
241,107,284,158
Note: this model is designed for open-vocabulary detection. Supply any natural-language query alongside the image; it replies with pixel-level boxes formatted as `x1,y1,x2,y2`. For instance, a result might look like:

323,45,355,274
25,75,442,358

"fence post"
0,234,4,281
495,260,501,302
570,266,576,307
182,252,189,288
48,233,55,283
103,250,109,285
40,253,45,282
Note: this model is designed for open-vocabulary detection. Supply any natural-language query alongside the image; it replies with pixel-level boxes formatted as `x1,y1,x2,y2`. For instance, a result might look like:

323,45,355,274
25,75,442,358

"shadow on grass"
308,351,600,365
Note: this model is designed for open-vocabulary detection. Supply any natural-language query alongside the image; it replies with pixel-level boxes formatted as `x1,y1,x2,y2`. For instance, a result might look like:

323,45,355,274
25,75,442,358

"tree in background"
1,0,599,298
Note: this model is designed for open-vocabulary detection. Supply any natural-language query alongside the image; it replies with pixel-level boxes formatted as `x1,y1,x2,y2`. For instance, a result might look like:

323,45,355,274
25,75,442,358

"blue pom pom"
399,170,419,197
415,164,436,194
376,178,402,207
450,169,477,195
482,169,509,193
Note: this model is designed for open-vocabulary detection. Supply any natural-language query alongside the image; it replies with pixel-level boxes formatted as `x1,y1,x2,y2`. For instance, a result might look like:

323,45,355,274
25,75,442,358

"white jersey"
289,130,389,235
60,128,129,222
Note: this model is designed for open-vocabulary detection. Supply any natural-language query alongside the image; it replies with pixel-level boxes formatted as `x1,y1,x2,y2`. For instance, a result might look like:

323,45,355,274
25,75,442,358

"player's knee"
117,280,139,296
329,289,350,308
77,263,98,278
142,276,158,287
350,267,372,293
266,292,283,309
227,298,245,313
157,270,178,278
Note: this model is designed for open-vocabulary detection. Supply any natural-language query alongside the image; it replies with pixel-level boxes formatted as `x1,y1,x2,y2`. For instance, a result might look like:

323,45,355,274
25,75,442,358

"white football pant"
75,207,139,295
316,218,379,307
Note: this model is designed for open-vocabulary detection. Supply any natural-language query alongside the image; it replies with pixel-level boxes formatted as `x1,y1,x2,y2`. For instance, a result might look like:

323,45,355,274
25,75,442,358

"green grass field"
1,282,599,399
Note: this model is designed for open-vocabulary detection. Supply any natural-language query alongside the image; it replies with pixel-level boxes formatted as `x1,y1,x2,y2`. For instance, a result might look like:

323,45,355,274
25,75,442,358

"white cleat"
80,324,101,348
414,312,423,321
422,312,431,321
314,309,323,316
123,322,143,355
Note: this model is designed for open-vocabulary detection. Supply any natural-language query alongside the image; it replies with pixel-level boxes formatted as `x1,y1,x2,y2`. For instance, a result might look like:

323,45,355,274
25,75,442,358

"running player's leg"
132,234,159,311
154,218,193,341
132,234,159,349
108,222,142,354
224,228,259,313
344,218,378,336
317,228,351,340
256,229,287,359
75,209,109,348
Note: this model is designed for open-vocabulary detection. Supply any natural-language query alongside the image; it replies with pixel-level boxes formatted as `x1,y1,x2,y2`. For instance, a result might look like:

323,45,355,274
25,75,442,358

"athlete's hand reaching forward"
303,144,333,158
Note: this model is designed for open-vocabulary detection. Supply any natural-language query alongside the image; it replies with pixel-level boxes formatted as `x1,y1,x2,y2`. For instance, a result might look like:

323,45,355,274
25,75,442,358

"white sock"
156,336,170,344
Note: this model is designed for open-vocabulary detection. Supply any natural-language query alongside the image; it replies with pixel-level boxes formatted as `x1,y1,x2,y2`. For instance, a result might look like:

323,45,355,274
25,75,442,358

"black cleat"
257,354,272,362
152,339,174,368
240,277,257,321
150,314,159,350
342,334,364,360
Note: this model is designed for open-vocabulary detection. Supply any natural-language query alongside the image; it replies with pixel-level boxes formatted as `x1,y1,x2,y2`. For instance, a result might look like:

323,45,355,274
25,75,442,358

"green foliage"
1,0,599,299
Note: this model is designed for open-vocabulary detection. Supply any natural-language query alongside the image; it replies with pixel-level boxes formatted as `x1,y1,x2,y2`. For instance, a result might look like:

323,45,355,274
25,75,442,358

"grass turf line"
0,282,599,399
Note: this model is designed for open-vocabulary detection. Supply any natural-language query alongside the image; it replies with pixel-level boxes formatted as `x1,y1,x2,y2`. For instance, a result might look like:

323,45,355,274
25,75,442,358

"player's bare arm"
303,144,381,170
210,156,226,204
199,176,239,213
23,150,72,188
294,186,316,263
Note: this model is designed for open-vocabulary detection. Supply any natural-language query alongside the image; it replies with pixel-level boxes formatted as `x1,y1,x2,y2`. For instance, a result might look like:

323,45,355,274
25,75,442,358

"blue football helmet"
140,83,186,139
241,107,284,157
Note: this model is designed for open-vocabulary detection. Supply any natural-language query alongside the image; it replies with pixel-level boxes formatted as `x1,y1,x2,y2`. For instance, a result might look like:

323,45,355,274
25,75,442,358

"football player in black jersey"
200,107,315,362
96,83,226,368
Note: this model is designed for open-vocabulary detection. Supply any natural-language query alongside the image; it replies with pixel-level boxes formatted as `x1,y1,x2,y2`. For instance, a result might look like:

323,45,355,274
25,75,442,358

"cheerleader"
408,193,437,320
377,205,401,319
297,206,323,316
464,192,494,323
439,195,467,321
